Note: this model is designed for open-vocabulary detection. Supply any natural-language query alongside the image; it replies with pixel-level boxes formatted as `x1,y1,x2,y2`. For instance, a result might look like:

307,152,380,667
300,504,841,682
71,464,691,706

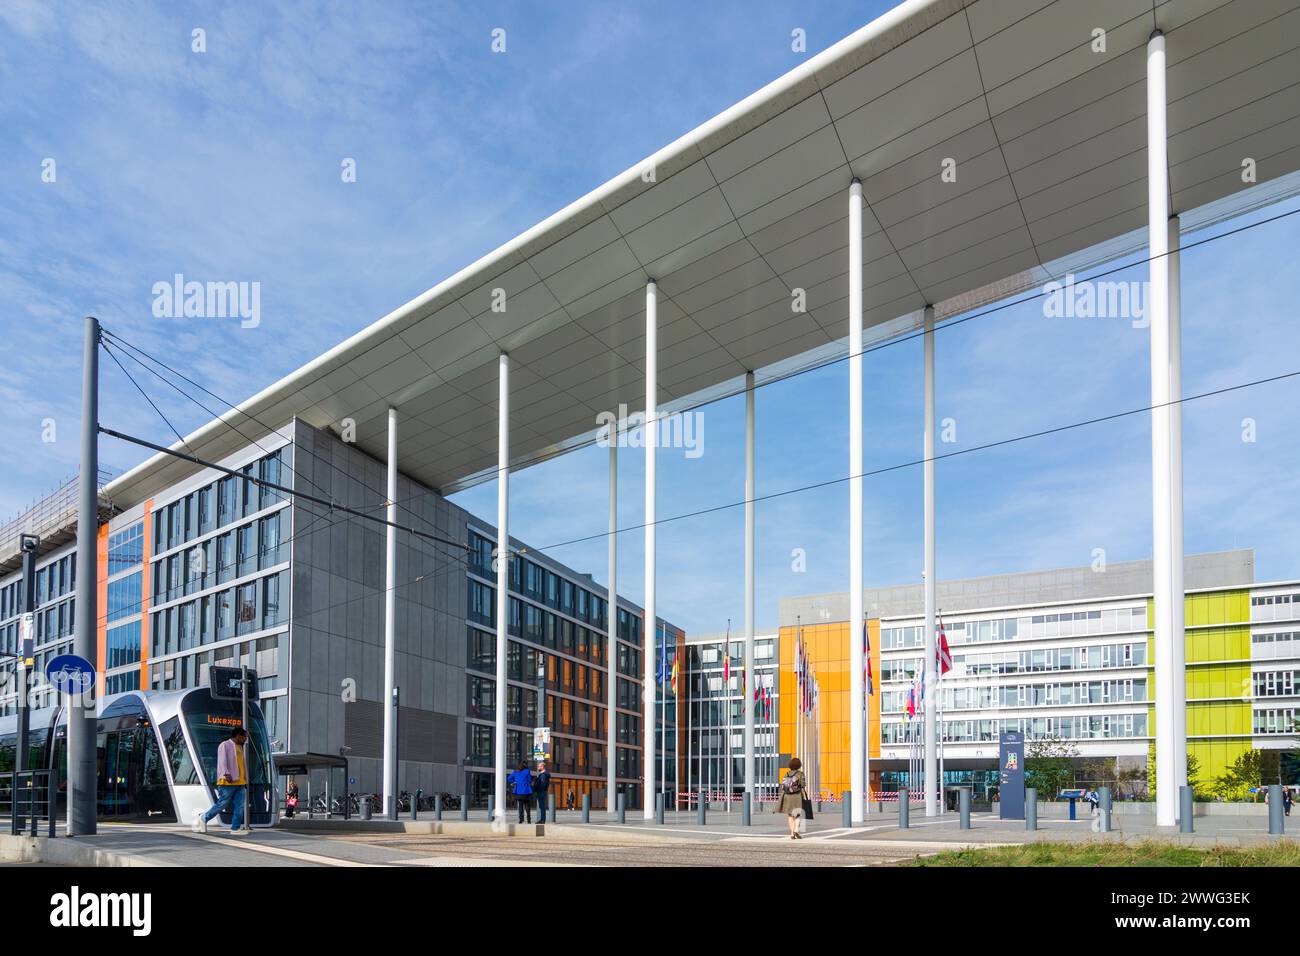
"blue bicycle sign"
46,654,96,695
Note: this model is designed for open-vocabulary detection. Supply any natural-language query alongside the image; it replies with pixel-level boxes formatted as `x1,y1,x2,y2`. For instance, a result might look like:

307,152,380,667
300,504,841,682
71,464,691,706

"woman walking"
774,757,809,839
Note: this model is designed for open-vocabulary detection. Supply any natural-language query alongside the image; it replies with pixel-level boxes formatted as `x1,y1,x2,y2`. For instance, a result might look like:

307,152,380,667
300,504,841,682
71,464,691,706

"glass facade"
463,527,660,810
141,447,291,747
0,549,78,715
682,635,780,806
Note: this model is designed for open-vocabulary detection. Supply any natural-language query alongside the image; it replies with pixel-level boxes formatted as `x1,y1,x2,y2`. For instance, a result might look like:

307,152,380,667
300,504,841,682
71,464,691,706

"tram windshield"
181,695,272,788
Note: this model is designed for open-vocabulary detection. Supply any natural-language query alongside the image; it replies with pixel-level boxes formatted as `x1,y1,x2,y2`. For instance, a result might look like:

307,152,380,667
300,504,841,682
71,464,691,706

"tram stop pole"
70,315,100,836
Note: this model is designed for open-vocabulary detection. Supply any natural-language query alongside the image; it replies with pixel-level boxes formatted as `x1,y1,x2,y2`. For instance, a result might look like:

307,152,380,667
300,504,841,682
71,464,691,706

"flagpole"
937,609,946,813
687,647,693,815
710,640,716,812
725,635,731,815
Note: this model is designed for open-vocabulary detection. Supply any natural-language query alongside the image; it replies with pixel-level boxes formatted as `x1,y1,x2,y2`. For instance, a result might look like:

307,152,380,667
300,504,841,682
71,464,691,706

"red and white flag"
937,614,952,675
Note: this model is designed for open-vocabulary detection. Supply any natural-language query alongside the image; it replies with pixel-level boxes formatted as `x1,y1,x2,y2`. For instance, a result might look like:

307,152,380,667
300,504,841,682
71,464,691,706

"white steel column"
743,370,756,796
923,304,938,817
1169,214,1187,801
643,279,658,819
494,354,510,823
1147,30,1181,827
607,439,618,813
848,179,866,823
382,406,399,818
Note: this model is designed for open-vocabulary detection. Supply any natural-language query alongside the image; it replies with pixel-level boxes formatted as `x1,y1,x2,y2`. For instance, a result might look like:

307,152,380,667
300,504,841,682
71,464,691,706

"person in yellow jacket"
193,726,249,835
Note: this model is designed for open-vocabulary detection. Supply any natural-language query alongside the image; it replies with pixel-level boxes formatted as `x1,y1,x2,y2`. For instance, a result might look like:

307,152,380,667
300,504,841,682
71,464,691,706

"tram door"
96,729,141,818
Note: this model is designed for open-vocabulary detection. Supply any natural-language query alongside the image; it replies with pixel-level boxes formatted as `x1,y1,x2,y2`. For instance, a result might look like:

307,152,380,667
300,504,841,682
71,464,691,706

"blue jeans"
535,791,548,818
203,785,246,830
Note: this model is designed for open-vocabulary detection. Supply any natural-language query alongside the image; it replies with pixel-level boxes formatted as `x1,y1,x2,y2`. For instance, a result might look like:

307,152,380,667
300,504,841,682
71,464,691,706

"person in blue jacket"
509,761,534,823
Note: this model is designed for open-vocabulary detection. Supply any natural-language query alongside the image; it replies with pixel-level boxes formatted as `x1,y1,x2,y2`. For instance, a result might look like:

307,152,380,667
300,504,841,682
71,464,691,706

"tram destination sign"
210,666,260,702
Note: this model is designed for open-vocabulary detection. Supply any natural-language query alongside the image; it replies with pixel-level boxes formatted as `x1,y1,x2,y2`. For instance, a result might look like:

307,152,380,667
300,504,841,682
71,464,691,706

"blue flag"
657,623,666,684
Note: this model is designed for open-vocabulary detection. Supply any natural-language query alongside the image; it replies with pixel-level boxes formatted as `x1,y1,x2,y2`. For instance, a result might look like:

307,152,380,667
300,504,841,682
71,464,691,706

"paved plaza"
3,803,1293,867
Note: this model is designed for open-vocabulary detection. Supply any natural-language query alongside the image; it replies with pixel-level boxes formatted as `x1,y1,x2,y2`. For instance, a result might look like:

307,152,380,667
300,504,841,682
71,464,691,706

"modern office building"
680,631,781,804
0,421,680,809
779,550,1300,800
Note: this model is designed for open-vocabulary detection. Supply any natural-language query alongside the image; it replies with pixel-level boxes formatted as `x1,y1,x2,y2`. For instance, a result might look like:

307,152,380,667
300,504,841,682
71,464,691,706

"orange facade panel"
777,620,881,799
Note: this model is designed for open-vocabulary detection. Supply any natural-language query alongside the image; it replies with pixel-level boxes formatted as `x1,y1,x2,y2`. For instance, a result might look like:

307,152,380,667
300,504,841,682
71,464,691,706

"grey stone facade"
288,420,468,795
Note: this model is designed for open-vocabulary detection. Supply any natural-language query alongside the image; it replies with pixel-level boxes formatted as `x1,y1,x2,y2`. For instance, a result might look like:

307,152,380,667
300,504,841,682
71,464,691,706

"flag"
723,640,730,685
657,627,666,685
937,615,952,675
905,685,916,719
670,652,679,696
795,630,804,713
863,620,874,702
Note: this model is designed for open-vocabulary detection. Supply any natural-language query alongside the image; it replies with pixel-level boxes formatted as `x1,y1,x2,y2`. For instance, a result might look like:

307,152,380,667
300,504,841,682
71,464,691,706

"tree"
1187,752,1205,798
1118,764,1148,800
1026,737,1079,799
1213,749,1269,801
1147,747,1206,800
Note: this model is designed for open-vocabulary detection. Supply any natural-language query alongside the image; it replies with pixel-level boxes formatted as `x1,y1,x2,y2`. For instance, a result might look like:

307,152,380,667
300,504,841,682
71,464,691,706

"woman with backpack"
774,757,809,839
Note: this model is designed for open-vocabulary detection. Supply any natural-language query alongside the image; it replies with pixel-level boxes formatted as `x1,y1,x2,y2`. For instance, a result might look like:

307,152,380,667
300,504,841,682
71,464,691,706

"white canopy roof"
105,0,1300,506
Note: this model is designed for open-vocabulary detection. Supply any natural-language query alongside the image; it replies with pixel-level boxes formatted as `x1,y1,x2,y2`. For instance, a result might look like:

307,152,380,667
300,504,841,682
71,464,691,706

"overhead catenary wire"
98,426,468,553
113,353,1300,665
99,204,1300,521
101,328,452,539
528,363,1300,557
88,203,1300,634
92,330,473,628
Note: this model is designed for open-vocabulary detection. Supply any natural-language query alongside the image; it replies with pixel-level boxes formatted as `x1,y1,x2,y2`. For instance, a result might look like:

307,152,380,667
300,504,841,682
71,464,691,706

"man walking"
193,726,250,835
534,761,552,820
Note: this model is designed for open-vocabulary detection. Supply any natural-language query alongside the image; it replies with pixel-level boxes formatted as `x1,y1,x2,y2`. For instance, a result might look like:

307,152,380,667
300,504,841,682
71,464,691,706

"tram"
0,686,277,827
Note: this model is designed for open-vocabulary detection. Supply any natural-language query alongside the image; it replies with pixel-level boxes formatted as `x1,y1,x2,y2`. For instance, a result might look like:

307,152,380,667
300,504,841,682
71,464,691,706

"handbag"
801,793,814,820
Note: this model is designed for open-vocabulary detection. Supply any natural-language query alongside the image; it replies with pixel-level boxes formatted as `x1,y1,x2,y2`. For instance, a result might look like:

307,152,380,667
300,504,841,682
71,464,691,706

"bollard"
655,791,665,825
488,795,495,821
697,794,706,825
958,787,971,829
1025,788,1037,831
742,792,751,826
1099,786,1112,833
1268,784,1285,835
550,795,558,823
1179,786,1193,833
434,793,443,821
459,794,468,821
617,792,626,824
842,791,852,829
581,793,590,824
411,790,421,821
899,788,910,829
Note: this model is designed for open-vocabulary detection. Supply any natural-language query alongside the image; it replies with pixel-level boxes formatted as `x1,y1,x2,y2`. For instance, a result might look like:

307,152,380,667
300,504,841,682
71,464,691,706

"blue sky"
3,0,1299,634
